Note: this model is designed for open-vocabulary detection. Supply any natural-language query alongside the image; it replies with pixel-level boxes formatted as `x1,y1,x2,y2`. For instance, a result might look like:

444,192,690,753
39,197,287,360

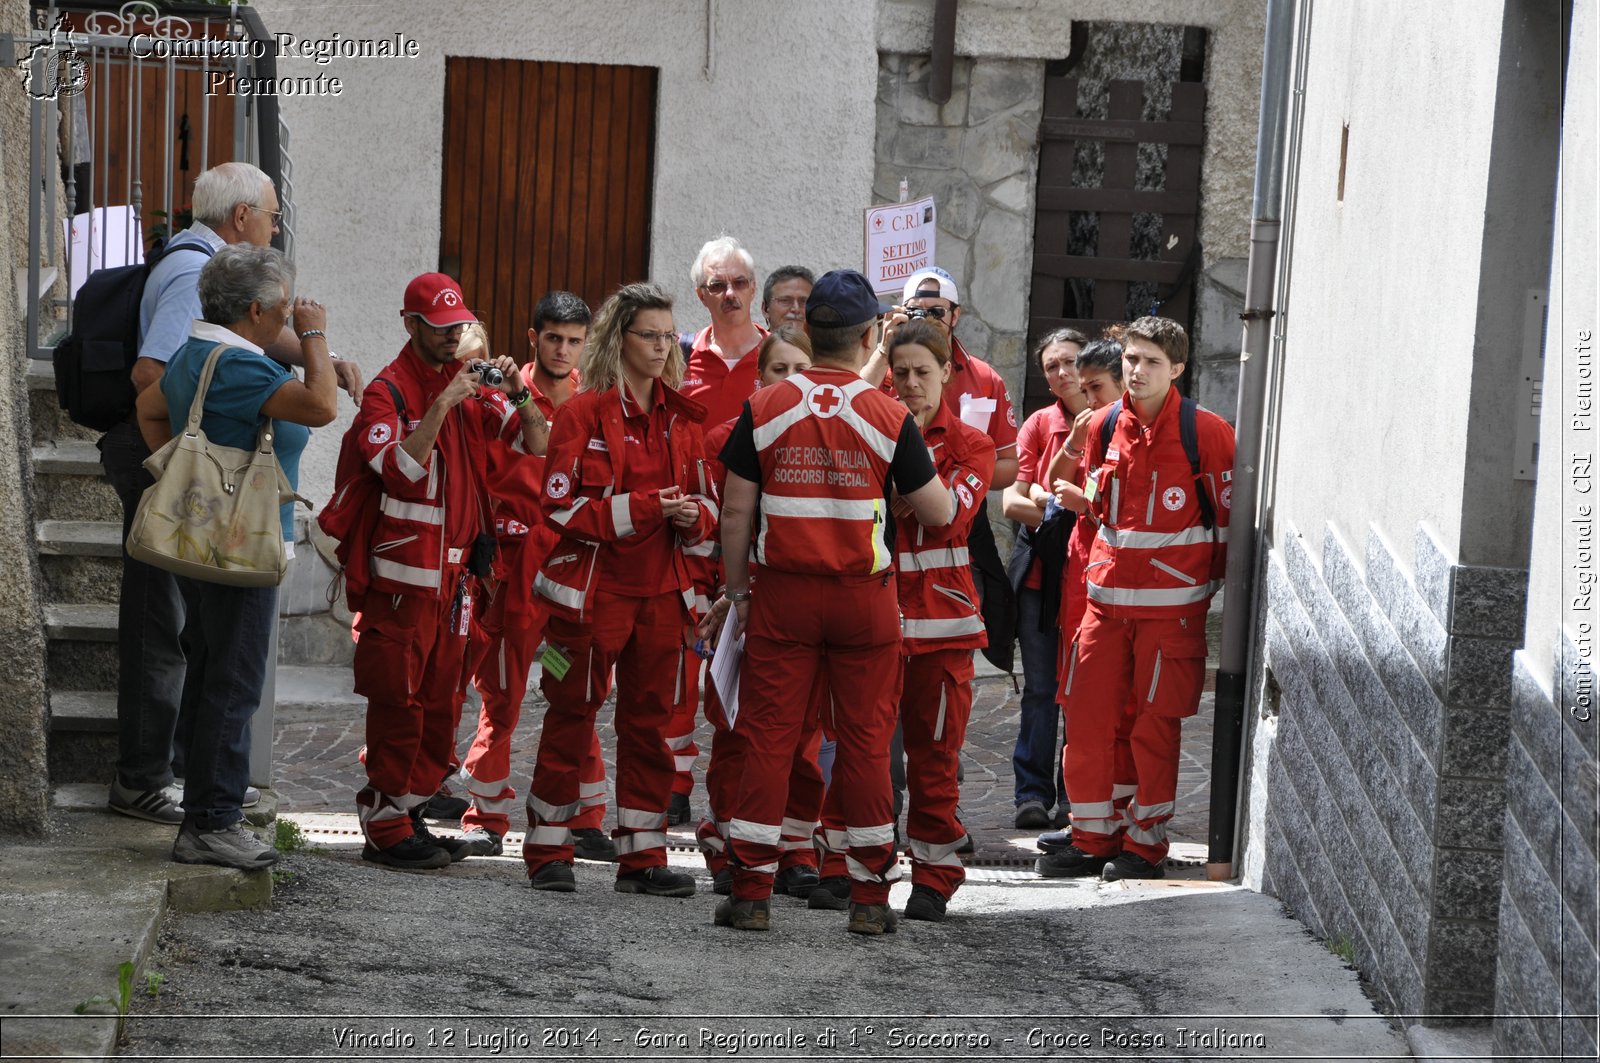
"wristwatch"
726,590,752,603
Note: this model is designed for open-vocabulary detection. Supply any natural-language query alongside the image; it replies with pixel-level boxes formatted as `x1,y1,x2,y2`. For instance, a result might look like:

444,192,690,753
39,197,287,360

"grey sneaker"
172,822,280,870
109,779,182,824
1014,801,1051,830
457,829,503,858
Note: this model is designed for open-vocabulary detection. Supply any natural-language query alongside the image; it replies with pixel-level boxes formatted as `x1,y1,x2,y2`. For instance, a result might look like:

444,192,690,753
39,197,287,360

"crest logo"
367,422,392,445
19,16,89,102
1162,486,1186,512
806,384,844,418
1220,485,1233,510
546,471,572,500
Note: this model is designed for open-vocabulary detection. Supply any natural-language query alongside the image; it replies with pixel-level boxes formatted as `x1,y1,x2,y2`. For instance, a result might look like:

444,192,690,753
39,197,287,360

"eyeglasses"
767,295,808,309
626,328,678,346
411,315,468,336
701,276,753,297
247,204,284,223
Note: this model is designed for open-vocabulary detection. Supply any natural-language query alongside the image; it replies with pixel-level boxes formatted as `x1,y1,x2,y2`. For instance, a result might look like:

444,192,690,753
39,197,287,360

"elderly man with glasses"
681,235,769,428
102,161,363,829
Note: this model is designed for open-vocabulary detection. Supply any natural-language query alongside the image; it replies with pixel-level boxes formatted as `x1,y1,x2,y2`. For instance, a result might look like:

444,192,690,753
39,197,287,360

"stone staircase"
27,360,123,785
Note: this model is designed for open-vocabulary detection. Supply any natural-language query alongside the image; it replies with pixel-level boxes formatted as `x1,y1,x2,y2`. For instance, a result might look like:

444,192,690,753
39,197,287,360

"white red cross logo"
807,385,844,418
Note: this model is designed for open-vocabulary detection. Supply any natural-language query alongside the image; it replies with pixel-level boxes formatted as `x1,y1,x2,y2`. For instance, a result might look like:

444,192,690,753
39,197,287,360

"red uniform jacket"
1081,392,1234,620
896,405,995,653
342,344,530,601
534,382,716,623
482,368,578,624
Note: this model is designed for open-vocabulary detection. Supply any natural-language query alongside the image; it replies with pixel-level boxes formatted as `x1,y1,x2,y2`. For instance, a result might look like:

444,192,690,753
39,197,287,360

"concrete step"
43,602,118,642
32,440,104,477
26,357,54,391
0,793,273,1060
50,690,116,733
37,519,122,557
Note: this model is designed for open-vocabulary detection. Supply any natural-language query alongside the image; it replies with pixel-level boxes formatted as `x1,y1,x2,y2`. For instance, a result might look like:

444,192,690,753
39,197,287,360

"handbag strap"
185,342,279,457
183,343,231,435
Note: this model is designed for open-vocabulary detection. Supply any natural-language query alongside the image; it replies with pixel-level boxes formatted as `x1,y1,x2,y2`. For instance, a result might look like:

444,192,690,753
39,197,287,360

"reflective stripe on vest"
897,546,969,572
533,571,586,610
370,556,442,591
379,496,444,526
1084,580,1220,608
1097,523,1226,550
901,614,987,640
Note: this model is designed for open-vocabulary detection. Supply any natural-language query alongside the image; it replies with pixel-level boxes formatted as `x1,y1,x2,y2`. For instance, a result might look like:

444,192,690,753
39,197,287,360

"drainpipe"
1206,0,1297,880
929,0,957,104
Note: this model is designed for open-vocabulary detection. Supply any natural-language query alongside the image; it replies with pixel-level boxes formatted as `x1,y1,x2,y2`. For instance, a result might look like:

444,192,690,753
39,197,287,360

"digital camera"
468,360,503,387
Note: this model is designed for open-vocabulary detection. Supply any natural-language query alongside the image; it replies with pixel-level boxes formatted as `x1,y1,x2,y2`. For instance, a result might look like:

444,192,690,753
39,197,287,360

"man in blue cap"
701,269,955,935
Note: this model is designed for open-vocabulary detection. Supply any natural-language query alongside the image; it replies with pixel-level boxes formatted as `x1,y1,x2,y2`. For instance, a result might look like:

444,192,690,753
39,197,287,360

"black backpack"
1095,397,1217,531
52,238,213,431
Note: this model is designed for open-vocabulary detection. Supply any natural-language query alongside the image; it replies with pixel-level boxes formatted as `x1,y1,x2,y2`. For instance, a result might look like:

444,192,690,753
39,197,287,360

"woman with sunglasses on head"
865,319,994,922
522,282,718,897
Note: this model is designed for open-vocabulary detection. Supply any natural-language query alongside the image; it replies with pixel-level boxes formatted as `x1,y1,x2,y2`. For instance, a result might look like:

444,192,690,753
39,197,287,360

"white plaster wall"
1268,0,1503,574
875,0,1265,267
252,0,879,500
1522,0,1597,693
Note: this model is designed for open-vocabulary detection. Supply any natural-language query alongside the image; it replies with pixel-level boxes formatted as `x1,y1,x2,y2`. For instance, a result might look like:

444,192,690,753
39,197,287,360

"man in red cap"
339,273,549,870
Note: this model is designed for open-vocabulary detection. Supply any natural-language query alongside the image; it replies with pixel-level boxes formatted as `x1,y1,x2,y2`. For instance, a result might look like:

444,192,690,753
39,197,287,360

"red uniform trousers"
523,588,686,876
1063,607,1207,864
664,659,701,797
697,675,825,877
458,587,608,837
897,648,974,898
354,577,471,850
728,569,901,904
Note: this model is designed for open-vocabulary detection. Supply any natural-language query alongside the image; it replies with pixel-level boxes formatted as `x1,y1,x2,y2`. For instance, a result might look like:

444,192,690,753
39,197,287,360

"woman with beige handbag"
134,244,338,871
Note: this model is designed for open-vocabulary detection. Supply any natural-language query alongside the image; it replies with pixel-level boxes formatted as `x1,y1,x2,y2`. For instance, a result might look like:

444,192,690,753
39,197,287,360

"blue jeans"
176,578,276,830
1012,586,1065,809
100,422,192,792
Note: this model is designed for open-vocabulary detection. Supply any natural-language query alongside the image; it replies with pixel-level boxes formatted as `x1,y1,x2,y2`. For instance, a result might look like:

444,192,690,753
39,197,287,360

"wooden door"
439,58,657,365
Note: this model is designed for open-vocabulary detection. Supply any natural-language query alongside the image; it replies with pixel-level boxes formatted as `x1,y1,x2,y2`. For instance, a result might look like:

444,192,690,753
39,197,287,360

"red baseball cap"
402,273,478,327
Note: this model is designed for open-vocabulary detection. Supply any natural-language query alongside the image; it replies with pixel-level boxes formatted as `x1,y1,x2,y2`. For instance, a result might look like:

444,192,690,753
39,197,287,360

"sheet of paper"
710,604,744,729
64,206,143,297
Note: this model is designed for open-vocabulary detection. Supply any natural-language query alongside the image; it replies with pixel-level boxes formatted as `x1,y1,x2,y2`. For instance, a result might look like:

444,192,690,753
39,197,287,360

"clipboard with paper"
710,604,744,728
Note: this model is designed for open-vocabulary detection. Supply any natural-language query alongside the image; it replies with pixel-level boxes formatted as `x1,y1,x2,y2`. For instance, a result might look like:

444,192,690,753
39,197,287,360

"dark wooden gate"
439,58,657,365
1026,76,1205,411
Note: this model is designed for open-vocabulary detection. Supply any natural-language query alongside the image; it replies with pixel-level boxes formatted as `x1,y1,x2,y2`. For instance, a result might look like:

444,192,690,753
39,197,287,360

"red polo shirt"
682,324,768,427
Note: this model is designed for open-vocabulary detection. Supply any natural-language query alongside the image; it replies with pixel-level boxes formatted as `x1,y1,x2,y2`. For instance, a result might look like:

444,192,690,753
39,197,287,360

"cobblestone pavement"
272,659,1216,869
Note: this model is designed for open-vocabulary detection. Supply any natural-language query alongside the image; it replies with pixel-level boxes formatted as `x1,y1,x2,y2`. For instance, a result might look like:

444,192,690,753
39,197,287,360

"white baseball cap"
902,266,959,304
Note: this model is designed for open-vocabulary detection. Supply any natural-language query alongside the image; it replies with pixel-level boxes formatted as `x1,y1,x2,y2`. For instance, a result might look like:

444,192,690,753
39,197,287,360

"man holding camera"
343,273,548,870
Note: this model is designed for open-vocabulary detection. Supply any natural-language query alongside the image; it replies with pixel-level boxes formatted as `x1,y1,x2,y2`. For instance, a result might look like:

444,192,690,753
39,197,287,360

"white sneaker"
171,822,280,870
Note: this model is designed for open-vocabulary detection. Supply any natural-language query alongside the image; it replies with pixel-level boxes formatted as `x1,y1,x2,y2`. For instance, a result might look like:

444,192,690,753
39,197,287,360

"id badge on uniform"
539,643,573,681
455,591,473,636
1084,468,1102,504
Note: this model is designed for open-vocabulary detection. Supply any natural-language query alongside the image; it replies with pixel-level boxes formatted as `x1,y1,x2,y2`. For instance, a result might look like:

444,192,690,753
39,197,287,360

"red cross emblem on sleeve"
807,385,844,418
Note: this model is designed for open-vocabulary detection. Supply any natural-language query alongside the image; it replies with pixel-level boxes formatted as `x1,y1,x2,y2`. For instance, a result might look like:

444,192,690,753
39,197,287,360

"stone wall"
0,1,55,835
1493,641,1598,1058
1261,522,1525,1017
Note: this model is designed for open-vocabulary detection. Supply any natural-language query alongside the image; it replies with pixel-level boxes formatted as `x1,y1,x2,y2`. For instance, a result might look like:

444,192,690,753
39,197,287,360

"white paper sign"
64,206,144,297
864,195,937,295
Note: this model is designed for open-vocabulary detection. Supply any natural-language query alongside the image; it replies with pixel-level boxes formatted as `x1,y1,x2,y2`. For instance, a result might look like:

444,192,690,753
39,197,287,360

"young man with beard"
343,274,548,870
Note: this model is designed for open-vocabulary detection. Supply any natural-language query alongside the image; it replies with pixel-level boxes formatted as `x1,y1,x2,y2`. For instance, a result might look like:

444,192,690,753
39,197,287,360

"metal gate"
6,0,290,362
1026,75,1206,410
